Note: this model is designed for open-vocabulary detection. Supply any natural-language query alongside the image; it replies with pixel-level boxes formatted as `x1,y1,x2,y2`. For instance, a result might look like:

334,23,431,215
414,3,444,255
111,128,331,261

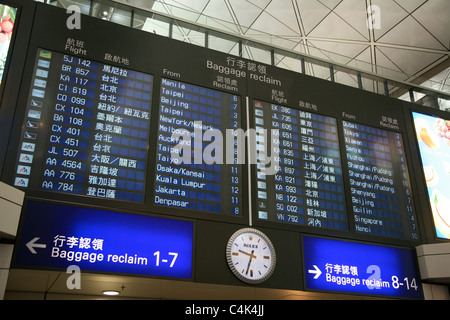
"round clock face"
226,228,276,284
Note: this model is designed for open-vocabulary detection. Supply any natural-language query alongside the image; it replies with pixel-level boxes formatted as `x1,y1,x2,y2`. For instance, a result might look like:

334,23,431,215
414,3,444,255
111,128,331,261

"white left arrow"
308,265,322,279
26,237,46,254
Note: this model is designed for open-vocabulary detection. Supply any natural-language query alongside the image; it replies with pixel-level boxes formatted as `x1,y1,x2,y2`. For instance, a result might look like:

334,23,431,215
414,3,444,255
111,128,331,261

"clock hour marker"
263,255,270,259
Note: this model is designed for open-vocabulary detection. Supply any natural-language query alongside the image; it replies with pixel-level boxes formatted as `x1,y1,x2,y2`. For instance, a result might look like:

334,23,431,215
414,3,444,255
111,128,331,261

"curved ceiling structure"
53,0,449,97
123,0,450,91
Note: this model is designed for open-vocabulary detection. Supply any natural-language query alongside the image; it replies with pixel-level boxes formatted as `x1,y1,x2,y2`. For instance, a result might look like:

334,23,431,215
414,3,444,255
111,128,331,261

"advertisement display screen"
412,111,450,239
0,4,17,88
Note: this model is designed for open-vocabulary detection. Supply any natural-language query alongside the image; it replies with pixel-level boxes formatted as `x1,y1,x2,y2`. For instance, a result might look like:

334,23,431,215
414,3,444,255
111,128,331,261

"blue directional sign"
303,236,422,299
14,200,194,279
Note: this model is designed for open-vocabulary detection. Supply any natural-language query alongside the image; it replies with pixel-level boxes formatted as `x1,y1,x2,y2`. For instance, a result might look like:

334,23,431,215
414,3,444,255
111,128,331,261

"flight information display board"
254,100,348,231
154,78,243,216
13,48,153,202
3,3,432,244
4,3,250,222
247,58,421,243
342,120,418,240
252,98,419,241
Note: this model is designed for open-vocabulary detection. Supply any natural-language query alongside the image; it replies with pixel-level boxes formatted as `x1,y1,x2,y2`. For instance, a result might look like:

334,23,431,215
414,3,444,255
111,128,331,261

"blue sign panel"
14,201,194,279
303,236,422,299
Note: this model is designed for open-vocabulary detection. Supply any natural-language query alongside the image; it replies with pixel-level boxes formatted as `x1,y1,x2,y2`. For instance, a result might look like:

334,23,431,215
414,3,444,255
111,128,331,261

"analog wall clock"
226,228,276,284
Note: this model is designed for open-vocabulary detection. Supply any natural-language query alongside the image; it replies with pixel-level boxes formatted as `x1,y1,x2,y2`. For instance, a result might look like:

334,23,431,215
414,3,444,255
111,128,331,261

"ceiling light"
102,290,120,296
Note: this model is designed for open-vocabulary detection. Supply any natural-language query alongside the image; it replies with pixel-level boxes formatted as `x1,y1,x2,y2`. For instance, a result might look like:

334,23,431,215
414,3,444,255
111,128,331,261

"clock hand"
239,249,257,259
245,250,255,275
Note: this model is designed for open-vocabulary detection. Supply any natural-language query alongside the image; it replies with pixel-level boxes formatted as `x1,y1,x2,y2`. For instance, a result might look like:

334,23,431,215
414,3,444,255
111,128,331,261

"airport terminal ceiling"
50,0,450,101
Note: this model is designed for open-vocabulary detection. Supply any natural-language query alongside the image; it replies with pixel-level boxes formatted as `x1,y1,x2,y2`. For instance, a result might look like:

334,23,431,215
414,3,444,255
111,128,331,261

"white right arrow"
26,237,47,254
308,265,322,279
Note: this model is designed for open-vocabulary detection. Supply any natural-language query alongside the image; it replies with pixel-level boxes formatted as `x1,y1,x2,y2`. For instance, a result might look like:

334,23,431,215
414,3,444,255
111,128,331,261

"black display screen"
154,78,243,216
342,121,418,240
254,100,348,230
252,99,420,241
13,49,153,202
